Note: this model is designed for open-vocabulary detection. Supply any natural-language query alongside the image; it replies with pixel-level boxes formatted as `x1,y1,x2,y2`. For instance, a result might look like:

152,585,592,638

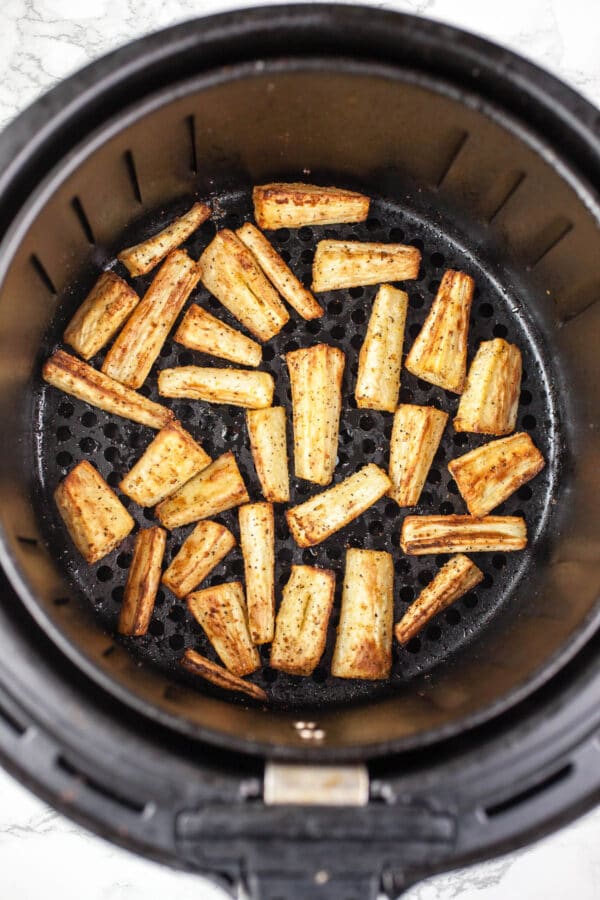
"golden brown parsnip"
312,240,421,292
155,452,249,530
162,520,236,599
400,514,527,555
331,549,394,679
118,201,211,277
181,649,267,701
405,270,475,393
54,460,134,564
187,582,259,676
239,502,275,644
454,339,522,434
118,527,167,636
253,182,370,229
174,304,262,367
246,407,290,503
63,271,139,360
158,366,274,409
355,285,408,412
42,350,173,429
270,566,335,675
388,404,448,506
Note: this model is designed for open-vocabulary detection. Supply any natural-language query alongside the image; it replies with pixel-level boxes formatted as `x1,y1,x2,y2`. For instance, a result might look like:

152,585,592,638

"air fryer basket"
0,5,598,898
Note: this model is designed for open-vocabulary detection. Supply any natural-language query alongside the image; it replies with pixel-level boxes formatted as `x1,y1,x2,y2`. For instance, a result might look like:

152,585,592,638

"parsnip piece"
117,201,211,277
253,182,370,229
63,271,140,360
120,421,211,507
102,249,200,389
118,527,167,636
54,460,134,564
286,343,345,486
187,582,259,676
405,270,475,393
312,240,421,292
270,566,335,675
400,514,527,555
355,285,408,411
181,649,267,701
158,366,274,409
388,404,448,506
199,229,289,341
239,502,275,644
42,350,173,429
246,407,290,503
395,554,483,644
448,432,545,518
236,222,324,319
174,304,262,367
155,452,249,530
454,339,522,435
286,464,391,548
331,549,394,680
162,520,236,599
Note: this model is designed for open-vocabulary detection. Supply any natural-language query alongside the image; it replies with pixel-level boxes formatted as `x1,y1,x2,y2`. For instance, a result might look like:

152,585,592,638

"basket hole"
79,437,97,454
112,586,124,603
169,634,185,650
522,414,537,430
263,345,275,362
518,484,533,500
447,479,459,495
284,339,299,352
359,414,374,432
148,619,164,637
384,502,397,519
406,637,421,654
482,574,494,589
426,625,441,641
58,400,74,418
117,552,131,569
350,333,363,350
351,308,366,324
426,468,441,484
312,667,327,684
349,287,364,299
389,227,405,242
520,389,532,406
327,545,342,561
107,471,121,487
411,238,424,252
56,425,71,442
81,411,97,427
56,450,72,467
430,252,445,267
410,293,424,309
445,608,461,625
428,279,440,295
492,554,507,570
328,299,343,315
395,557,409,575
417,570,433,587
298,226,313,242
330,325,345,340
369,520,384,536
362,438,375,454
307,319,321,334
262,667,278,683
439,501,454,515
453,432,469,447
463,592,479,608
366,216,381,231
493,323,508,338
96,566,113,583
178,351,194,366
478,303,493,318
103,422,119,439
400,586,414,603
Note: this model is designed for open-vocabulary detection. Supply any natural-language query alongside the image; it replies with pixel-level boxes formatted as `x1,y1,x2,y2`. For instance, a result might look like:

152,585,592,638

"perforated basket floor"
34,185,558,711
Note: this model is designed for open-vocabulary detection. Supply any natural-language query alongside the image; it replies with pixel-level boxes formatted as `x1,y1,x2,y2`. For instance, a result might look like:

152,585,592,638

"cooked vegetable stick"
54,460,134,564
117,201,211,277
120,421,211,507
312,240,420,292
448,432,545,518
286,343,345,485
395,554,483,644
187,581,259,676
63,271,140,360
405,270,474,393
355,285,408,411
400,514,527,555
162,520,236,599
239,503,275,644
118,527,166,636
199,229,289,341
270,566,335,675
253,182,370,229
181,649,267,701
388,404,448,506
155,451,249,530
286,464,391,548
236,222,324,319
454,339,522,435
331,549,394,680
246,407,290,503
174,304,262,367
158,366,274,409
42,350,173,429
102,249,200,389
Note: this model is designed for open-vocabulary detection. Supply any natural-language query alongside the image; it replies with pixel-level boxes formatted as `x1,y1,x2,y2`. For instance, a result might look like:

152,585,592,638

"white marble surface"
1,0,599,897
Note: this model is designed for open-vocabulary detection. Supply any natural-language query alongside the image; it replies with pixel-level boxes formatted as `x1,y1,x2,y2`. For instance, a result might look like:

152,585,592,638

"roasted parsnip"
156,451,249,530
181,649,267,701
448,432,545,518
63,271,139,360
454,338,522,434
158,366,274,409
43,350,173,429
246,407,290,503
162,520,236,599
236,222,324,319
312,240,421,292
54,460,134,564
239,502,275,644
395,554,483,644
400,514,527,554
355,285,408,412
405,270,475,393
388,404,448,506
253,182,370,230
117,201,211,277
270,565,335,675
102,249,200,389
199,229,289,341
286,464,391,548
187,581,259,676
331,549,394,680
174,304,262,367
120,421,211,507
118,527,167,636
286,343,345,485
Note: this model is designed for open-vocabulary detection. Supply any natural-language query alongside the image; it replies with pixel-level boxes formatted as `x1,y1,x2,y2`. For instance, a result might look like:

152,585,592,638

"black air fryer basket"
0,5,599,898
